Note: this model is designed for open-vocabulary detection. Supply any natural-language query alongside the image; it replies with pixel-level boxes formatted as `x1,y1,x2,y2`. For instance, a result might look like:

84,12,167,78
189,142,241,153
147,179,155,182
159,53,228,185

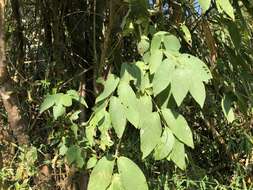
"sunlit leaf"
117,157,148,190
87,156,115,190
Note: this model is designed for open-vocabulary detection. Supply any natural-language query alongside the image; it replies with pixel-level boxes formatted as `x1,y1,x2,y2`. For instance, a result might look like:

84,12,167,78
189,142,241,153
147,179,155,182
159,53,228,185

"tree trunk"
0,0,29,146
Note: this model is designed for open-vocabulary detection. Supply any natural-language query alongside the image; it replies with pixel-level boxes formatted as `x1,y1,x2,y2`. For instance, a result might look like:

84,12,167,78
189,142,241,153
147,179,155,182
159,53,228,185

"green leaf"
137,95,153,115
198,0,211,13
169,138,186,170
109,96,126,138
138,35,150,55
96,74,120,103
169,54,211,106
87,156,115,190
53,104,66,120
140,112,162,159
120,63,142,85
67,90,88,107
117,157,148,190
150,34,162,53
216,0,235,21
180,24,192,45
180,54,212,82
123,106,140,128
66,145,84,168
154,127,175,160
71,124,78,139
163,35,181,52
189,79,206,108
40,94,57,113
222,94,235,123
149,49,163,74
107,174,125,190
98,111,113,150
58,94,72,107
162,109,194,148
153,59,176,96
86,156,98,169
171,64,191,106
118,82,139,128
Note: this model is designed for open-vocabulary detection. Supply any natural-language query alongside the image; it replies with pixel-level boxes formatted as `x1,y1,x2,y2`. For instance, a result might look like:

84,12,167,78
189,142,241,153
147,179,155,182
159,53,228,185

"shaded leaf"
222,94,235,123
96,74,119,103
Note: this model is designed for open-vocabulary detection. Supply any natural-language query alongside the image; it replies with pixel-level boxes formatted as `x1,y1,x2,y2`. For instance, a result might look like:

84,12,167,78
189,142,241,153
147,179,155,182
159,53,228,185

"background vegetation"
0,0,253,189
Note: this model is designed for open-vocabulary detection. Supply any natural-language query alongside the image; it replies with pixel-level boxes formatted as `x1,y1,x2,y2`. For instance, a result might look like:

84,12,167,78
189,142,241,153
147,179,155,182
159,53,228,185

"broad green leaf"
58,94,72,107
66,145,84,168
109,96,126,138
150,34,162,53
138,35,150,55
216,0,235,21
140,112,162,159
149,49,163,74
96,74,119,103
154,127,175,160
171,65,191,106
53,104,66,120
87,156,115,190
137,95,153,115
163,35,181,52
120,63,141,84
118,82,138,108
169,54,211,106
86,156,98,169
40,94,57,113
178,54,212,83
222,94,235,123
117,157,148,190
118,82,139,128
162,109,194,148
169,138,186,170
198,0,211,13
123,106,140,128
67,90,88,107
153,59,176,96
189,79,206,108
107,174,125,190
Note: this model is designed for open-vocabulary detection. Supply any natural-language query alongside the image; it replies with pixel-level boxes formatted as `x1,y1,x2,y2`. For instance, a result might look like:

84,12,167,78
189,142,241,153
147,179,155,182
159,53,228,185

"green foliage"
117,156,148,190
2,0,253,189
87,156,115,190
